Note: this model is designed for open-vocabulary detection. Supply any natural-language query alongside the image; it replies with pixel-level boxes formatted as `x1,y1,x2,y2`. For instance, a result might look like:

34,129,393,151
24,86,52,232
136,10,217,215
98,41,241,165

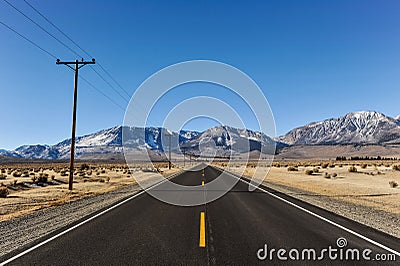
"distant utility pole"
182,147,186,168
56,58,95,190
165,132,172,169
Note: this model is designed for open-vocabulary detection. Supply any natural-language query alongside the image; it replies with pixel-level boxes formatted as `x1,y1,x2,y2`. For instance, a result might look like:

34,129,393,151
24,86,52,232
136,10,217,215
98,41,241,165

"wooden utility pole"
165,132,172,169
182,147,186,168
56,58,95,190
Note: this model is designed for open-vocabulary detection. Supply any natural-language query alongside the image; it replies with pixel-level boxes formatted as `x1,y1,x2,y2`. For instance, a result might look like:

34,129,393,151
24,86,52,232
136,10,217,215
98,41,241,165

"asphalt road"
1,165,399,265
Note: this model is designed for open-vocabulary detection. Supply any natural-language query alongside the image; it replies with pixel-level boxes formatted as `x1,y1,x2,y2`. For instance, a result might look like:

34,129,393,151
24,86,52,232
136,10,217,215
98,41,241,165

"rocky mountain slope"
0,126,275,160
277,111,400,145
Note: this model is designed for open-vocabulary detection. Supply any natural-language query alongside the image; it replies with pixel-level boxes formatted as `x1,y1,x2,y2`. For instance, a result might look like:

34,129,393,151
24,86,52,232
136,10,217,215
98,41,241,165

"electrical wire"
22,0,92,59
23,0,132,98
89,65,130,103
79,75,127,111
3,0,82,58
0,19,57,59
4,0,162,126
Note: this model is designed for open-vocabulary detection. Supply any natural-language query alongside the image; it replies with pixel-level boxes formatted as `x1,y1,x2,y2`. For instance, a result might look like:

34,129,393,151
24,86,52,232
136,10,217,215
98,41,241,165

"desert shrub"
321,163,329,169
80,163,90,171
60,170,68,176
324,172,331,179
392,165,400,171
329,163,335,168
22,172,29,177
86,170,92,176
0,174,6,180
51,175,55,180
1,169,5,173
13,179,18,186
105,176,110,182
0,187,9,198
389,181,398,188
37,173,48,183
331,173,338,178
287,166,298,172
101,169,106,174
99,178,105,183
360,164,367,169
313,167,319,173
31,176,37,183
348,166,357,173
305,169,314,175
12,172,22,177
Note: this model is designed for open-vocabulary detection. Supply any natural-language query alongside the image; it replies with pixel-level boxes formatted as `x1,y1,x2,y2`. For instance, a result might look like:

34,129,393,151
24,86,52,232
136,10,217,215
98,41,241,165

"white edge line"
216,166,400,257
0,170,184,265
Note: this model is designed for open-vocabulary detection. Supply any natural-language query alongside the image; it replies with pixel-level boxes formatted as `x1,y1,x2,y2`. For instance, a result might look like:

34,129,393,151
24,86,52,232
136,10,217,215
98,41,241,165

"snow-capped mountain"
182,126,277,157
277,111,400,145
0,125,276,160
4,110,400,160
0,126,201,160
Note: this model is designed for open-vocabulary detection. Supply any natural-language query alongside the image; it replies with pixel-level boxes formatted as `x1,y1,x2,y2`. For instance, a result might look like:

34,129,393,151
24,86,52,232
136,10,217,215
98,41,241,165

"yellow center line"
199,212,206,247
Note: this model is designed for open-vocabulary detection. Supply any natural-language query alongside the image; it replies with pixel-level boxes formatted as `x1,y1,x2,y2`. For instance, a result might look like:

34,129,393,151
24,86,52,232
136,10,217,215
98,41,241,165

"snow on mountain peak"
278,111,400,145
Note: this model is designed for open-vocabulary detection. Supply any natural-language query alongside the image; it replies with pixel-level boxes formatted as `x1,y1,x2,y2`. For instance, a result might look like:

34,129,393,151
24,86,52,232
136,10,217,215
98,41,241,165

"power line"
97,63,131,98
2,0,82,58
23,0,132,99
89,65,130,103
0,19,126,112
3,0,130,111
0,19,57,59
79,75,127,111
4,0,161,126
22,0,92,59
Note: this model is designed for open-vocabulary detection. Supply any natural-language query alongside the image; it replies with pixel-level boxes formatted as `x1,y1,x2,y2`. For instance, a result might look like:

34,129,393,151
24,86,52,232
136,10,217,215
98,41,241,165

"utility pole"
165,132,172,169
57,58,95,190
182,147,186,168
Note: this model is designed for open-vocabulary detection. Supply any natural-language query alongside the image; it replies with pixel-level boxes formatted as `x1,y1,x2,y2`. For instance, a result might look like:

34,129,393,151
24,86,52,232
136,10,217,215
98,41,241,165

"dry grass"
0,162,179,221
214,160,400,215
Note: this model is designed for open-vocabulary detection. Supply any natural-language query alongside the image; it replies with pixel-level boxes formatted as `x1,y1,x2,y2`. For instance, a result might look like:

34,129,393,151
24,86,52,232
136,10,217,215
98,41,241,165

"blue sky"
0,0,399,149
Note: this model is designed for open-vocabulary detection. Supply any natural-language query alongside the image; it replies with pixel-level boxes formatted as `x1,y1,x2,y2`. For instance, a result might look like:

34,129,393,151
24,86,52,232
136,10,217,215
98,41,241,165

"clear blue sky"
0,0,399,149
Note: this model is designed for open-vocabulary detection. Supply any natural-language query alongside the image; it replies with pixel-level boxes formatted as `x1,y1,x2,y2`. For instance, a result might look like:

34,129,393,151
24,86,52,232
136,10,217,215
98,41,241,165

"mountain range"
277,111,400,145
1,111,399,160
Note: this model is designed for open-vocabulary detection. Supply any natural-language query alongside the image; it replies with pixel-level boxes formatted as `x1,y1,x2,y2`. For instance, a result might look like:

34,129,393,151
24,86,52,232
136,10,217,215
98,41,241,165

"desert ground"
0,162,180,221
221,161,400,213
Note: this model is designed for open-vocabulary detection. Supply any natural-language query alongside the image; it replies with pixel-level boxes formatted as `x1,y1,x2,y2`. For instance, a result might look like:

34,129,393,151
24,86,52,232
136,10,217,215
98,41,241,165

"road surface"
1,165,399,265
